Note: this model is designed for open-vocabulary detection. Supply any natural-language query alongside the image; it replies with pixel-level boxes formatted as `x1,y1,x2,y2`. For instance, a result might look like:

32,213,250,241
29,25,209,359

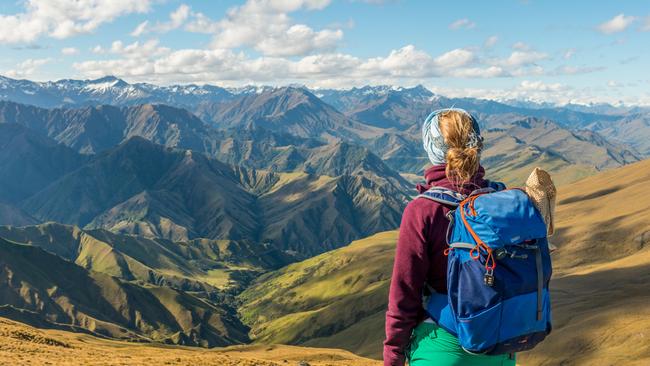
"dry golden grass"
517,158,650,366
0,317,380,366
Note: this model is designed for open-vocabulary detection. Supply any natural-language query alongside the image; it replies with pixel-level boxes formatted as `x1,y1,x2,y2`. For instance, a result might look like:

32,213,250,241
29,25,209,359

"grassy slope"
481,130,598,186
238,231,395,357
518,158,650,366
0,223,285,291
0,237,249,347
0,317,380,366
239,159,650,365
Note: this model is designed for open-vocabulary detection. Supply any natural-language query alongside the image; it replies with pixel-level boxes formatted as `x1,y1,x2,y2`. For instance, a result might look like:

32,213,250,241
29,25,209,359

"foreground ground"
0,317,381,366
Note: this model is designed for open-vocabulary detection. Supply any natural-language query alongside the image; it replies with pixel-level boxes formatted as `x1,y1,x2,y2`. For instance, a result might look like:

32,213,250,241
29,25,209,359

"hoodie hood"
416,164,487,195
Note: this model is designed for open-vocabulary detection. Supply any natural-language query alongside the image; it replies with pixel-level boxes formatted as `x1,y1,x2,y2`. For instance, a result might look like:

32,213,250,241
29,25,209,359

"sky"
1,0,649,105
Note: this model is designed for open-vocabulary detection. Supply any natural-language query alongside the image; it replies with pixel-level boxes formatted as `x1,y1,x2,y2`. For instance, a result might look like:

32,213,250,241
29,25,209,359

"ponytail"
438,110,482,186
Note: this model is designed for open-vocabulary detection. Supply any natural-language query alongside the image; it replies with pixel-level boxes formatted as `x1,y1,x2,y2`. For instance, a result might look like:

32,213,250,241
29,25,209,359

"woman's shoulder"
403,195,448,221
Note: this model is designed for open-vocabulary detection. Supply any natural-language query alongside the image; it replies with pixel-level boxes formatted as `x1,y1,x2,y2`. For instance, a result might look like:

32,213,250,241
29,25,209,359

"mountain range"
0,126,409,257
2,74,648,156
1,74,649,363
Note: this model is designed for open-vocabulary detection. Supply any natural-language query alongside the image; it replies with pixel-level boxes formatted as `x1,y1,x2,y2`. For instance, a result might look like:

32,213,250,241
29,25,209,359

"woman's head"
422,108,483,185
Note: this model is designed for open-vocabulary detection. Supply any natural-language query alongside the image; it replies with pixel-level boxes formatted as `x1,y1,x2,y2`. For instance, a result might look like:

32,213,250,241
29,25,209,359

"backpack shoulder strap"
467,180,507,197
417,186,466,206
485,179,507,191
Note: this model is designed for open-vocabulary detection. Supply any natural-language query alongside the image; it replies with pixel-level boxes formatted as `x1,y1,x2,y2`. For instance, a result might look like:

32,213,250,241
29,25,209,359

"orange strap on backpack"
459,196,496,271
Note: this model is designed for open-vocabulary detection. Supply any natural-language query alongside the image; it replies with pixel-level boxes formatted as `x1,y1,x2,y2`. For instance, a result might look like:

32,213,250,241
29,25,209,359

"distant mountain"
313,85,433,114
15,137,409,257
0,101,408,183
0,123,87,203
481,117,641,185
195,86,382,142
20,137,259,238
0,203,37,226
0,101,218,154
0,236,248,347
0,75,233,108
312,85,440,131
587,112,650,156
364,117,641,185
2,75,648,163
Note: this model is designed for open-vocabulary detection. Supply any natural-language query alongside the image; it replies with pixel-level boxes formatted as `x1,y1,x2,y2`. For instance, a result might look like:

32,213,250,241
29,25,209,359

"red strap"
460,198,496,271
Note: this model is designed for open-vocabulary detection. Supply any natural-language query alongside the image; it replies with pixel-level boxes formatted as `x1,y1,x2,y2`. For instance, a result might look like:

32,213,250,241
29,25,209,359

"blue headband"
422,108,483,166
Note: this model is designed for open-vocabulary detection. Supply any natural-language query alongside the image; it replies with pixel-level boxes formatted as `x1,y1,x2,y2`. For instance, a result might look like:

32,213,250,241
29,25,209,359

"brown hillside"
0,317,380,366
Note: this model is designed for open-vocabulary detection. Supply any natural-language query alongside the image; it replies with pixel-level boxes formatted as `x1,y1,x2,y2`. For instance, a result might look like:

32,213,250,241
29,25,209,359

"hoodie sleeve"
383,199,439,366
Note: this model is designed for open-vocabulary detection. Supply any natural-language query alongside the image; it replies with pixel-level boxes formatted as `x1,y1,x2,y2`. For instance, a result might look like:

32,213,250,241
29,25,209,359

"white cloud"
428,80,573,104
61,47,79,55
597,14,636,34
429,81,650,106
496,50,548,67
206,0,343,57
185,13,220,33
607,80,621,88
449,18,476,30
451,66,506,78
434,48,475,69
131,4,190,36
130,21,149,37
73,42,549,87
0,0,151,44
356,0,395,4
551,65,604,76
518,80,566,92
484,35,498,48
641,16,650,31
4,58,52,78
563,48,576,60
108,39,171,58
512,42,530,51
91,45,105,54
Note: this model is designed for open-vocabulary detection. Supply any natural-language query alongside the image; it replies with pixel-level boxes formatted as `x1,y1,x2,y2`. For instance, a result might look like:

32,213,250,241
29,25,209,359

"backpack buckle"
484,268,495,287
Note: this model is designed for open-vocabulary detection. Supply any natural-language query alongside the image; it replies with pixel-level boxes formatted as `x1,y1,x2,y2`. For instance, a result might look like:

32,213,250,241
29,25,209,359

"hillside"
0,237,248,347
366,117,640,185
317,85,436,130
238,159,650,365
238,231,395,357
195,87,383,142
16,137,408,257
0,222,288,290
0,123,87,203
0,101,218,154
0,317,380,366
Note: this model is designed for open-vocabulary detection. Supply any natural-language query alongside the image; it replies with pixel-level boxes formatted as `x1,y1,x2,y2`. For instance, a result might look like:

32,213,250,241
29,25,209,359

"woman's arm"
383,199,437,366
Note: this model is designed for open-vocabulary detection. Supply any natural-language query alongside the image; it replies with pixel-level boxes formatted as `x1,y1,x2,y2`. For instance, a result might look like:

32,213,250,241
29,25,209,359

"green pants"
407,322,516,366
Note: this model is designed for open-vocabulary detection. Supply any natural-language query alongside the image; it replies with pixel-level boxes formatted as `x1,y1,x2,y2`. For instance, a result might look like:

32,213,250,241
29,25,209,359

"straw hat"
524,167,557,236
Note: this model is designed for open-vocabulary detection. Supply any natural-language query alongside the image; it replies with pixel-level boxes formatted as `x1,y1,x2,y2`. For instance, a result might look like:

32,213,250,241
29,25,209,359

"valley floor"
0,317,381,366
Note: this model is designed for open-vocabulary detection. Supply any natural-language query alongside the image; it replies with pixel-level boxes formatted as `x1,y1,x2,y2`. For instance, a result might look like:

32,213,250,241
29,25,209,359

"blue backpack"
418,183,552,355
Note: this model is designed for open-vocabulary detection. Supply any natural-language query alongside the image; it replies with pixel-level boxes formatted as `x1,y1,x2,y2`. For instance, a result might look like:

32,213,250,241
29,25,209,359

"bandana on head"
422,108,483,166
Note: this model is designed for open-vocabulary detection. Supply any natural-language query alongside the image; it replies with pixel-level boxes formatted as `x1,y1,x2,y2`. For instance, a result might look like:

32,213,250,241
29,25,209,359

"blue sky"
1,0,649,105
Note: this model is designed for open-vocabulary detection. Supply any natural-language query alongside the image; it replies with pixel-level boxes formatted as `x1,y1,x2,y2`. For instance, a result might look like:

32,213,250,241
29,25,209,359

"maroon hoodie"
383,164,489,366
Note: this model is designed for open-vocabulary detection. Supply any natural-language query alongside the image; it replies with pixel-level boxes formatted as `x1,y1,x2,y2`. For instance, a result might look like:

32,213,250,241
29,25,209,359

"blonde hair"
438,110,482,185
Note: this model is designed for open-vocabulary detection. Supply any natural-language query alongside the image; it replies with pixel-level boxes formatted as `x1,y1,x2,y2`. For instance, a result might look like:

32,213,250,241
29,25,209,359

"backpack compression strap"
418,180,505,205
417,186,466,206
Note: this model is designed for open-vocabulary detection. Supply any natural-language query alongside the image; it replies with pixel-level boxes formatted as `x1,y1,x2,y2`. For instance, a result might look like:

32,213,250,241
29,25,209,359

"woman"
383,108,516,366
